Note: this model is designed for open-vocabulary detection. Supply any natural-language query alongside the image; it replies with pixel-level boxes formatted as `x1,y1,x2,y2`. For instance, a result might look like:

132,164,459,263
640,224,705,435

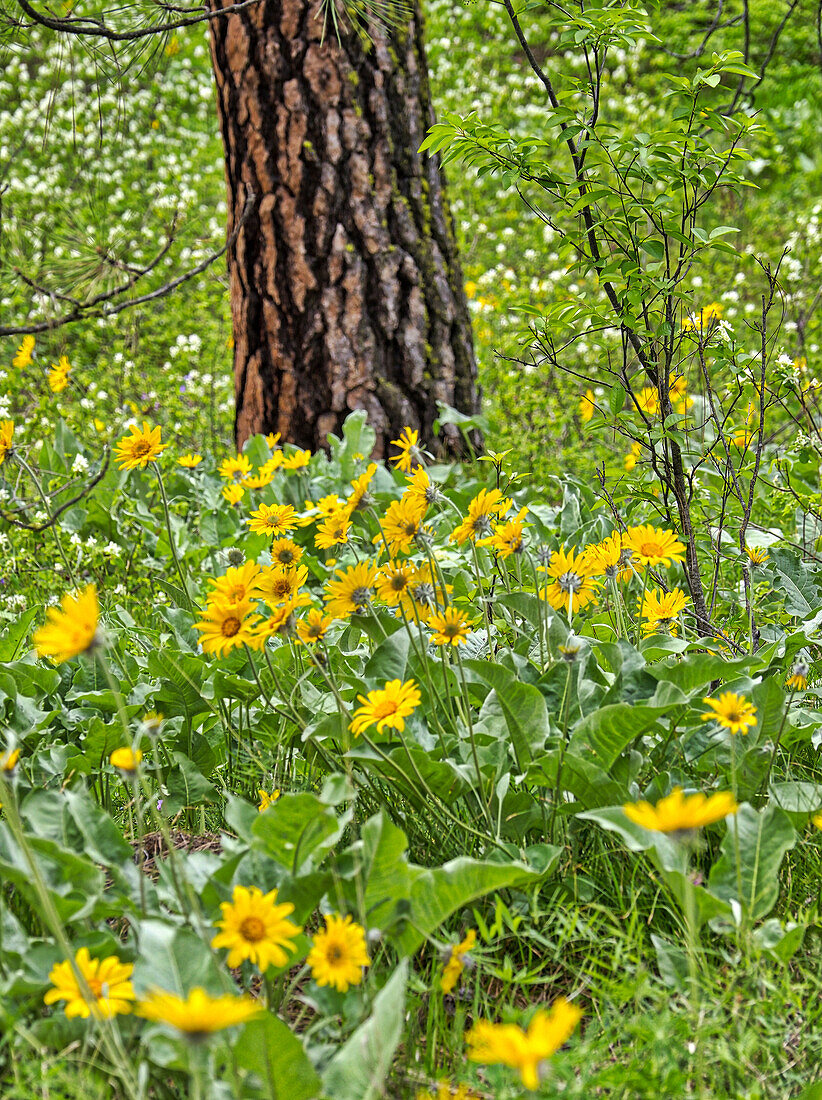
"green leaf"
770,548,822,619
322,961,408,1100
363,629,410,684
233,1014,321,1100
707,804,796,920
477,683,549,768
163,753,217,815
251,793,350,874
570,703,665,770
393,852,560,955
0,609,39,661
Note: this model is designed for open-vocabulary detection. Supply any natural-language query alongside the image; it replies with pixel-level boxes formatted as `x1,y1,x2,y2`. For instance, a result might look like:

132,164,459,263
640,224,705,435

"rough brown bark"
208,0,479,456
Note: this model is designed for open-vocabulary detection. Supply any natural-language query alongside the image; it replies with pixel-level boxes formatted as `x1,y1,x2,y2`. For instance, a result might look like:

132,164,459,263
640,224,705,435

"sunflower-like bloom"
584,532,632,583
479,507,528,558
405,465,442,511
48,355,71,393
269,538,303,568
786,661,809,692
305,493,345,518
315,509,352,550
260,453,284,477
624,441,642,471
307,913,371,993
466,998,582,1091
350,678,421,737
670,374,693,412
347,463,378,511
33,584,100,663
624,787,738,833
114,422,168,470
193,596,260,656
296,608,333,645
635,387,659,416
578,389,595,423
0,420,14,466
136,987,262,1037
428,607,472,646
178,453,203,468
376,561,415,607
212,885,301,972
218,454,252,482
701,691,757,735
250,594,310,644
280,448,311,471
247,502,302,536
257,788,280,812
44,947,135,1020
744,545,768,567
110,747,142,773
638,587,689,635
12,335,34,369
256,564,309,607
540,546,600,615
624,524,686,568
390,426,422,473
209,560,262,604
243,470,274,490
382,496,426,556
399,563,451,624
440,928,476,993
450,488,511,544
222,484,245,505
324,560,379,619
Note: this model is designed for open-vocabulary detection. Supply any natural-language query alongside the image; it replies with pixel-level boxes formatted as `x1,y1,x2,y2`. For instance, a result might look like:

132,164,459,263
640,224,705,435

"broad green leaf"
769,781,822,817
163,753,217,815
359,813,413,930
570,703,665,770
0,609,39,661
233,1014,321,1100
707,804,796,920
363,629,410,684
393,852,560,955
252,793,350,874
132,920,220,995
477,683,549,768
322,961,408,1100
770,548,822,618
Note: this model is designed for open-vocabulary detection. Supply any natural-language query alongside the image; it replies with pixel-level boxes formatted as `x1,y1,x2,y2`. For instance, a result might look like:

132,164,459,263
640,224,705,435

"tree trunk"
208,0,479,456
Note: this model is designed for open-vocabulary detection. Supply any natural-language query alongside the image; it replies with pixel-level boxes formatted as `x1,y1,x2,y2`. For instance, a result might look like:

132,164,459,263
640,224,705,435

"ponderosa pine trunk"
208,0,479,456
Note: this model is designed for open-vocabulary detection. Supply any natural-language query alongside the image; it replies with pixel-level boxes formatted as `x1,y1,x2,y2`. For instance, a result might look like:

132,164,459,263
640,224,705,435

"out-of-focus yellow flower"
624,788,738,833
0,420,13,466
440,929,475,993
33,585,100,663
258,788,280,811
178,453,203,468
136,987,261,1036
110,747,142,773
45,948,135,1020
579,389,595,423
12,335,35,369
48,355,71,393
222,484,246,505
466,998,582,1091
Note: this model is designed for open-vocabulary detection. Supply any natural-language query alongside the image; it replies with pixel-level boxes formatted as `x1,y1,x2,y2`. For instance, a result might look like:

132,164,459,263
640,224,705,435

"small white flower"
71,454,89,474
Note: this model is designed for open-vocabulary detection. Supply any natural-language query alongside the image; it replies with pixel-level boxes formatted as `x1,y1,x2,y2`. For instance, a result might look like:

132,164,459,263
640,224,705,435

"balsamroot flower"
114,422,168,470
45,948,135,1020
307,913,370,993
33,585,101,663
110,747,142,773
623,788,738,834
466,998,582,1090
637,587,689,635
428,607,472,646
324,560,379,619
136,987,262,1038
212,885,301,972
440,928,476,993
193,596,260,656
623,524,685,568
701,692,757,735
0,420,14,466
349,678,421,737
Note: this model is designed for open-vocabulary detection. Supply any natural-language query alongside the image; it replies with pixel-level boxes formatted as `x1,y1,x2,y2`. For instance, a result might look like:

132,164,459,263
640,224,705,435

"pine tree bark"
208,0,479,455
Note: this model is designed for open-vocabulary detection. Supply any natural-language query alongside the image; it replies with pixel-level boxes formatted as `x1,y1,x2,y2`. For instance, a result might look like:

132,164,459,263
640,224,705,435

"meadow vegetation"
2,0,822,1097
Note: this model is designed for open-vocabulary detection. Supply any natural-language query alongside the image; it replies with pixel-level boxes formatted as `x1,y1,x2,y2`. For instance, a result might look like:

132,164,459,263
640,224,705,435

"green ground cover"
2,1,822,1097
